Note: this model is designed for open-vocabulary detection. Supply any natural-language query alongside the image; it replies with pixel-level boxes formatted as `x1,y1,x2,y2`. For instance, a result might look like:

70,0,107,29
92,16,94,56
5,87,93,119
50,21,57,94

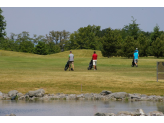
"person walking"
133,50,139,67
135,48,139,53
68,51,74,71
92,51,98,70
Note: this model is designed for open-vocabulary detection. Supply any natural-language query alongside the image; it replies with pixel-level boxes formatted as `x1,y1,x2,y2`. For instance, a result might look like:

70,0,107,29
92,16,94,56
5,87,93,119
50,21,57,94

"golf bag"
88,59,93,70
64,60,69,71
131,59,135,67
64,60,73,71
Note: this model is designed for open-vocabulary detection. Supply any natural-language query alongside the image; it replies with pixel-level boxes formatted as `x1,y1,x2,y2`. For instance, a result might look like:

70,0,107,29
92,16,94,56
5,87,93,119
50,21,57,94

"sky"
1,0,164,38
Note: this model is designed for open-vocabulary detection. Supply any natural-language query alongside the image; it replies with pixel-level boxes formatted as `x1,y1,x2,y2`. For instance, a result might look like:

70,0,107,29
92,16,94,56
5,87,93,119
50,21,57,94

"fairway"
0,50,164,95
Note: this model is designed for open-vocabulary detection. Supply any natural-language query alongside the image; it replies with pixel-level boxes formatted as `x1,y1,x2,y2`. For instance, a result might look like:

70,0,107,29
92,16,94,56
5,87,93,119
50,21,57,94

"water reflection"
0,100,164,116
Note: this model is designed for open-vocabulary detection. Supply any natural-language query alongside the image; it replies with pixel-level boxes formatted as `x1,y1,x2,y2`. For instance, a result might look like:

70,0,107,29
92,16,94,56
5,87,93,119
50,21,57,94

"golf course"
0,49,164,96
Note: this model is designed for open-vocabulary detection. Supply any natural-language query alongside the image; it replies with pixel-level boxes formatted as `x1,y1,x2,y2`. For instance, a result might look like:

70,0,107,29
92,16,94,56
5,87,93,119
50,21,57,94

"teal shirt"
134,52,138,59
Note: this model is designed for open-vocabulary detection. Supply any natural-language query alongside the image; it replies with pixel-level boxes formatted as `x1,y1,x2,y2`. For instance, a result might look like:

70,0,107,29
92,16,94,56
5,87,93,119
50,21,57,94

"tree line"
0,8,164,58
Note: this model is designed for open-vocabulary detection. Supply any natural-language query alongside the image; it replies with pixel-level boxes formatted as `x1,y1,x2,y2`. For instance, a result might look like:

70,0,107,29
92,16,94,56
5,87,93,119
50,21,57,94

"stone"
110,92,129,99
106,113,115,116
27,89,45,97
17,93,23,97
100,90,112,95
67,94,76,100
8,90,18,97
84,93,93,99
6,113,16,116
117,111,133,116
135,109,145,116
94,112,106,116
129,93,141,99
0,91,3,99
18,96,25,100
148,111,164,116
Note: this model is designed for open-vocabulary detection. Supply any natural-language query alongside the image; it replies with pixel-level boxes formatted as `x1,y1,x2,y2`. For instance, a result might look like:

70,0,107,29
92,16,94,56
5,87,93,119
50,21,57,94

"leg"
72,62,74,70
93,60,96,70
69,62,71,71
95,60,97,70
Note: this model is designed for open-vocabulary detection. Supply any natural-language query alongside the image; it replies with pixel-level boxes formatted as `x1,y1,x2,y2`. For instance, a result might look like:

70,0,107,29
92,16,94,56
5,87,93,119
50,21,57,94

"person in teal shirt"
134,48,139,53
133,50,139,67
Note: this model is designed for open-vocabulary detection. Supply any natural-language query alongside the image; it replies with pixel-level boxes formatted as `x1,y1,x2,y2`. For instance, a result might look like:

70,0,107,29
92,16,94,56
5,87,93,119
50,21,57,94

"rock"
0,91,2,99
18,96,25,100
109,92,129,99
2,93,10,100
66,94,76,100
6,113,16,116
100,90,112,95
11,95,17,100
129,93,141,99
84,93,93,99
135,109,145,116
42,95,49,100
27,89,45,97
106,113,115,116
94,112,106,116
17,93,23,97
117,111,133,116
8,90,18,97
148,111,164,116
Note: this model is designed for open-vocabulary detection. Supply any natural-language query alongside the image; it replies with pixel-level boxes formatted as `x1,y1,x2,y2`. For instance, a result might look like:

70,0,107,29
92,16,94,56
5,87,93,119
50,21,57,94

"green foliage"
123,36,138,58
0,8,6,39
34,41,48,55
152,34,164,58
137,33,149,57
122,17,141,40
150,24,161,44
1,12,164,58
101,28,122,57
66,25,101,50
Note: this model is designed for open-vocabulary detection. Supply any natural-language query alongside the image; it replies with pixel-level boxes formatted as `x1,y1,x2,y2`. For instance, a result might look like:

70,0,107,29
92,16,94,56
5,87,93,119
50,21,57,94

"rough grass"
0,50,164,95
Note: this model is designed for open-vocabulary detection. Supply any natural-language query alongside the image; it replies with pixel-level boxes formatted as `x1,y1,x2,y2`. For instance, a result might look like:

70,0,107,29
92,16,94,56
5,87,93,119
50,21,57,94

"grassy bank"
0,50,164,95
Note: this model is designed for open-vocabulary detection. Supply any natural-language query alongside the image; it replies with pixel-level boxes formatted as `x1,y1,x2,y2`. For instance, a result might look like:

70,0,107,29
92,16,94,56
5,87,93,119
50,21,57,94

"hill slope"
0,49,103,58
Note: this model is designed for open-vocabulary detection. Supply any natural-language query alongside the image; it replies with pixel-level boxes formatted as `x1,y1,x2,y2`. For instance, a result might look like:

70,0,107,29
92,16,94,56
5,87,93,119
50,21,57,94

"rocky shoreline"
0,89,164,101
1,89,164,116
95,109,164,116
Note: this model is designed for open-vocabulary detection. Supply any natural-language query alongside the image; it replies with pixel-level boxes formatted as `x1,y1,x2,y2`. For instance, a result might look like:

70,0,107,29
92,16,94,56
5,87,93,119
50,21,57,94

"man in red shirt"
92,51,98,70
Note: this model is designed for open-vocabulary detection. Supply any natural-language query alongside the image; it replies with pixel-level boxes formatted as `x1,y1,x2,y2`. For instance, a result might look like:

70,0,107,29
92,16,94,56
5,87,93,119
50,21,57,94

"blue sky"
1,1,164,37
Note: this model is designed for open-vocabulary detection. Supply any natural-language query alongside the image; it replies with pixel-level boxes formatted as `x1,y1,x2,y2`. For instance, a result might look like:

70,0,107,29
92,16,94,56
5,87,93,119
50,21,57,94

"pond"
0,100,164,116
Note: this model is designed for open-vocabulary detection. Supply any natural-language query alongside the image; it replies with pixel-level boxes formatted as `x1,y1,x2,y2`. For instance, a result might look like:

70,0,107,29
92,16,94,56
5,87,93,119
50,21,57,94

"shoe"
136,65,138,67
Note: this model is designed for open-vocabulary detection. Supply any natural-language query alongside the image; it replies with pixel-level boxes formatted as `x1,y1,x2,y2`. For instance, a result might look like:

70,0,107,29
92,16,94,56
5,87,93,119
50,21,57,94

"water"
0,100,164,116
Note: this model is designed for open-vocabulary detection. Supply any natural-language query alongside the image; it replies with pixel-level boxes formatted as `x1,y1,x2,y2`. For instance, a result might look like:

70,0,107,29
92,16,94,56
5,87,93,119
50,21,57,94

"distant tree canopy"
0,11,164,58
0,8,6,39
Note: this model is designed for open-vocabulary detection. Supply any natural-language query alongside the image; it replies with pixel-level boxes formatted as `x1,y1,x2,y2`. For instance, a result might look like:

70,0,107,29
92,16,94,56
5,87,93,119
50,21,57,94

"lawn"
0,49,164,95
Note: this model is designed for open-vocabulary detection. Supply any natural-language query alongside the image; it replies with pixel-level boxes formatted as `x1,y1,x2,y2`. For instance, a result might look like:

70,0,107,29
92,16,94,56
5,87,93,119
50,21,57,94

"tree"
66,25,101,50
101,28,122,57
137,33,149,57
123,36,138,58
150,24,161,45
152,34,164,58
0,8,6,39
121,16,141,40
34,41,48,55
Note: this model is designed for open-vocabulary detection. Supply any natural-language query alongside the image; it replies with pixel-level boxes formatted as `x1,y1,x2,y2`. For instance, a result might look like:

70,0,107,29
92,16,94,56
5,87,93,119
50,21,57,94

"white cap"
136,48,138,50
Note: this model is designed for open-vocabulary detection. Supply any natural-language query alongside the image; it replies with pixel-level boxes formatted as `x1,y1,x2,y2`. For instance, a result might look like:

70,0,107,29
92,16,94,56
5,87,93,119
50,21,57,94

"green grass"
0,49,164,95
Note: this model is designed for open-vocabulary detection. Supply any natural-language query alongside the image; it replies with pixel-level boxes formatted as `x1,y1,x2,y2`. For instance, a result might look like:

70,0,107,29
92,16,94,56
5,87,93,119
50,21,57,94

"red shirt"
92,53,97,60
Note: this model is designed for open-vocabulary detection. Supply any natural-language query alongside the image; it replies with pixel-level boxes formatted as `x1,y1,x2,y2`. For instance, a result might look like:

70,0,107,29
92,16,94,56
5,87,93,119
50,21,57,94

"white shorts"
93,60,97,65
